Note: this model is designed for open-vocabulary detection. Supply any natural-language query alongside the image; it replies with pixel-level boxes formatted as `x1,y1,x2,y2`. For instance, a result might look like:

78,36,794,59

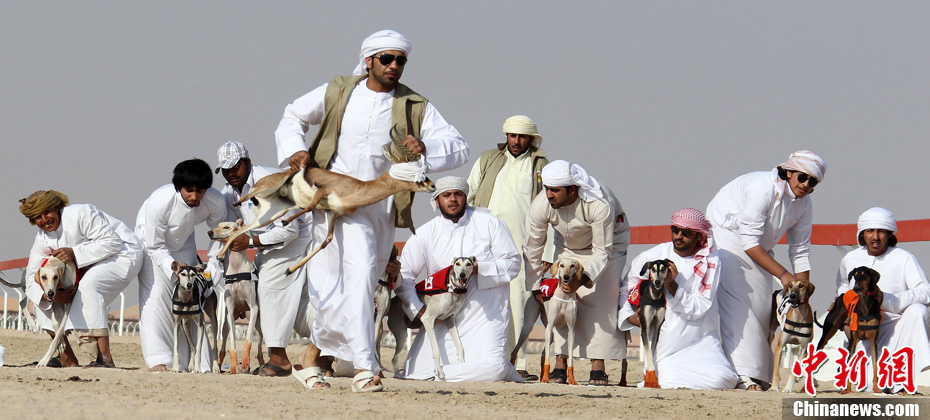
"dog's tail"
813,311,824,329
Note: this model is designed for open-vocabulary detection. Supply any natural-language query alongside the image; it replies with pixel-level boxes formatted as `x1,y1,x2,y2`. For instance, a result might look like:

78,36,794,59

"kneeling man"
835,207,930,392
619,208,738,390
395,176,523,382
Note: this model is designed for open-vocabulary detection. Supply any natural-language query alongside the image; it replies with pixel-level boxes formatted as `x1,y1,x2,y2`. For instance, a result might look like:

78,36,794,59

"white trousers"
714,227,775,384
306,202,394,372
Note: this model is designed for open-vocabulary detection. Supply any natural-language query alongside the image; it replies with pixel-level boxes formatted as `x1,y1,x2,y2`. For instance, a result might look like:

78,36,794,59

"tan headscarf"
502,115,543,147
19,190,69,224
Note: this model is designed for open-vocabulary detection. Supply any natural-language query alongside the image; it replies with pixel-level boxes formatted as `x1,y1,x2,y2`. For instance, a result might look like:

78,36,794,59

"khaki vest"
307,74,428,230
472,144,548,208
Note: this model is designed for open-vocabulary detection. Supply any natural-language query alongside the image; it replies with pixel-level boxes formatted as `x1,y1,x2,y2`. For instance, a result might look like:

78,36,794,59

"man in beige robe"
466,115,548,379
523,160,630,385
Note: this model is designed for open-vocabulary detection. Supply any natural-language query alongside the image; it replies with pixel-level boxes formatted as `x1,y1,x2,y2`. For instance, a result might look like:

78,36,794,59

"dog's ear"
869,268,880,283
236,219,244,228
550,262,558,278
664,258,673,266
575,262,585,282
848,269,856,282
470,256,478,266
640,262,651,276
194,263,207,274
805,280,816,296
171,260,181,273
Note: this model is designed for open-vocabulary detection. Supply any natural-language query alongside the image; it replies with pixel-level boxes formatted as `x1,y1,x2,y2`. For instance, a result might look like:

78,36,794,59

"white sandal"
292,365,330,390
351,371,384,393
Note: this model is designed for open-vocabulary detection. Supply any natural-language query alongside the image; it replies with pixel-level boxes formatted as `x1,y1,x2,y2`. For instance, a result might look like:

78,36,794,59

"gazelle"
216,136,435,275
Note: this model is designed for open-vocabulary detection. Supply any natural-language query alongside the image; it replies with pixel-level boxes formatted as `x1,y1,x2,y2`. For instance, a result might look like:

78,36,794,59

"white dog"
539,258,583,385
417,256,476,381
171,262,208,373
35,256,77,367
208,220,263,374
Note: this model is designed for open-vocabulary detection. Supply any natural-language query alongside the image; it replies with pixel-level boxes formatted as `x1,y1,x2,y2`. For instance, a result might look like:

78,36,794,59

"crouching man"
619,208,738,390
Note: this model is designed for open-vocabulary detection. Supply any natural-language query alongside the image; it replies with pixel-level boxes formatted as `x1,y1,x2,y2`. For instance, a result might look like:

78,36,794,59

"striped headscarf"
671,208,716,296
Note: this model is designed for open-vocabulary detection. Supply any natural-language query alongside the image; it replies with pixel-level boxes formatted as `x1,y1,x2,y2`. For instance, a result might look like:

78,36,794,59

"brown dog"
815,266,883,393
770,278,815,392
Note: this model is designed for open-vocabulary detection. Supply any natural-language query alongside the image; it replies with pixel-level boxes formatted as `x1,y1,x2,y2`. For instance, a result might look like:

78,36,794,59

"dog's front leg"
421,314,446,381
181,319,197,373
38,304,71,367
565,303,577,385
770,333,784,392
173,319,182,372
448,319,465,364
871,339,881,393
387,296,408,374
193,317,203,373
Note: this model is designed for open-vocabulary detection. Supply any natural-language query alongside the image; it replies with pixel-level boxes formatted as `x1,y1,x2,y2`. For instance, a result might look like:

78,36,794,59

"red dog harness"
416,265,467,295
538,278,560,302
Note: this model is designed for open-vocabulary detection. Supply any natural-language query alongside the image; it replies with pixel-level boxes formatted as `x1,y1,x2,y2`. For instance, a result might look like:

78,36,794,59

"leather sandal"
351,371,384,393
548,368,567,384
588,369,609,386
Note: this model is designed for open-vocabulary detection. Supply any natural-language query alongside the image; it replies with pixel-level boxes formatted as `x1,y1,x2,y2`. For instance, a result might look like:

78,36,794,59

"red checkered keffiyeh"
671,208,716,297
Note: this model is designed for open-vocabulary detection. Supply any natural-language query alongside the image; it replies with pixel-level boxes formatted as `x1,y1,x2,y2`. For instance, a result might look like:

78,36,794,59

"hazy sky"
3,2,929,310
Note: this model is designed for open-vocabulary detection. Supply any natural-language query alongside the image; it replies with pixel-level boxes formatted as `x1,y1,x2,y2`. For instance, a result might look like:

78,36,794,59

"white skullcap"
541,160,604,202
857,207,897,240
431,176,469,211
352,29,412,76
502,115,543,147
781,150,826,182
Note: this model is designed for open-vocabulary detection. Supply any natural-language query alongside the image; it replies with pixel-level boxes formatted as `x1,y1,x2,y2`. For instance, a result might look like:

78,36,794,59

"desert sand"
0,328,925,420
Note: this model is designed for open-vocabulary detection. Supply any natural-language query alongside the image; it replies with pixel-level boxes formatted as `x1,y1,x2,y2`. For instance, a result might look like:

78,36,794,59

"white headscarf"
352,30,412,76
781,150,826,182
502,115,543,147
540,160,603,202
430,176,469,211
857,207,897,240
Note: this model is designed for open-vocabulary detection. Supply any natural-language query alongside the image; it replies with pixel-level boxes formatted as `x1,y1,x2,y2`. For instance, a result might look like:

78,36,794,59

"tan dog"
35,256,78,367
770,278,815,392
540,258,584,385
207,220,263,374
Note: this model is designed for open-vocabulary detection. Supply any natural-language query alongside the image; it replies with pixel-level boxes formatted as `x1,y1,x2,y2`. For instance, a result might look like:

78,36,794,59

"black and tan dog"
637,259,671,389
815,266,883,393
770,278,815,392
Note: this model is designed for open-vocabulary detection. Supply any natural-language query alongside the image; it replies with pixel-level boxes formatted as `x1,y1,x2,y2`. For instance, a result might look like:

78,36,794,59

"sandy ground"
1,329,926,420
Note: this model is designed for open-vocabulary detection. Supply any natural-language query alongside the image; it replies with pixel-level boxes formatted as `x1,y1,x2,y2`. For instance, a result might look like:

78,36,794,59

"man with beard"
394,176,523,382
619,208,738,390
523,160,630,386
275,29,468,392
466,115,549,380
834,207,930,393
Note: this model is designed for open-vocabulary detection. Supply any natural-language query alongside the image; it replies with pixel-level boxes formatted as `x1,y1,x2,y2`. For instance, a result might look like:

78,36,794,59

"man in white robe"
705,150,825,390
275,30,468,391
466,115,549,380
835,207,930,393
135,158,228,372
395,177,522,382
619,208,738,390
524,160,630,386
213,141,314,376
21,190,142,368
